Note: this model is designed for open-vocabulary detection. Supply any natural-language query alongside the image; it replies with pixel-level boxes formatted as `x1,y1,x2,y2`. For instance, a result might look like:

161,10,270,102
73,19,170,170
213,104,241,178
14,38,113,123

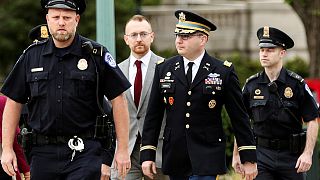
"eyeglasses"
126,32,152,39
175,33,204,40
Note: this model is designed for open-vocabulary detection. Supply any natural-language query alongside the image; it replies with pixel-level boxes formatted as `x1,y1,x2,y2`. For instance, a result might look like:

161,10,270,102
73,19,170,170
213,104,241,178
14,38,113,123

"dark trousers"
256,146,306,180
170,175,217,180
30,140,102,180
0,167,12,180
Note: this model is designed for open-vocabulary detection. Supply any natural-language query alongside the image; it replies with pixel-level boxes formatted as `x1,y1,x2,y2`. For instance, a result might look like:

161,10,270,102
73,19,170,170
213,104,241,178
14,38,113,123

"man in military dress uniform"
140,10,257,180
0,0,131,179
232,26,319,180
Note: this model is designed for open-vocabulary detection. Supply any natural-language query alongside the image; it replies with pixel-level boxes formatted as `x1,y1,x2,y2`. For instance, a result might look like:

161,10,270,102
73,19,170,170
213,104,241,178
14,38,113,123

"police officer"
232,26,319,180
0,0,131,179
140,10,257,180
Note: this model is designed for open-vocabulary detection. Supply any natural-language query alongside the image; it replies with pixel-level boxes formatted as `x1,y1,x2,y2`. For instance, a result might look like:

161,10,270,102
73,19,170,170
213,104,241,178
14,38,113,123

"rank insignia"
223,60,232,67
208,99,216,109
77,59,88,70
284,87,293,98
169,97,174,105
254,89,261,95
179,12,186,22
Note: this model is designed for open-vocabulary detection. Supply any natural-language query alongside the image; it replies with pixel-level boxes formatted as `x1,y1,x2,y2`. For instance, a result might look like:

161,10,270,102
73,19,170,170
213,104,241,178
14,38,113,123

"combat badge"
284,87,293,98
208,99,216,109
254,89,261,95
169,97,174,105
77,59,88,70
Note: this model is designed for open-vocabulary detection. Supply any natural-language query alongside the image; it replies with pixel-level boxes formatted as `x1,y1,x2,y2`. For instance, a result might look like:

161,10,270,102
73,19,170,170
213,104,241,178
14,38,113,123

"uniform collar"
261,67,286,84
43,34,83,57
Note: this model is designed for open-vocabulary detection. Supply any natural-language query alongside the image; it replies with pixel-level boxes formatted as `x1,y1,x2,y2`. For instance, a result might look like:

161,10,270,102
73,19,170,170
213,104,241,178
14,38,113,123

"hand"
24,171,31,180
114,149,131,180
100,164,110,180
295,151,312,173
1,148,17,177
141,161,157,179
232,152,243,174
242,162,258,180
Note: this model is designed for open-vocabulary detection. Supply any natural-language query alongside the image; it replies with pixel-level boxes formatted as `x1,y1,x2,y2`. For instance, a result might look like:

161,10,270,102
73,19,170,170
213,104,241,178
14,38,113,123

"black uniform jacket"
140,52,256,176
243,68,318,139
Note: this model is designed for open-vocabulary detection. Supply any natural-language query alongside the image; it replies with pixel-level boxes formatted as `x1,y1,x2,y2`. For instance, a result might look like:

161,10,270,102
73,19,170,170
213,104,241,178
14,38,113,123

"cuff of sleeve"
101,148,115,166
239,147,257,164
140,146,156,164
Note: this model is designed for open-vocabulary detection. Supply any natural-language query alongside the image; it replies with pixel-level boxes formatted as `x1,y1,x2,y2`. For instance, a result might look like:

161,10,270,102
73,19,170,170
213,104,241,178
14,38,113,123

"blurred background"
0,0,319,179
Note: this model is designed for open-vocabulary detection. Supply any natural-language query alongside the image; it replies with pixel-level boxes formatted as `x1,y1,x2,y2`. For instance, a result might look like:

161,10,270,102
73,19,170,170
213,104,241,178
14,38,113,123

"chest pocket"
70,71,96,99
249,99,267,122
160,82,175,94
203,85,217,95
27,72,49,97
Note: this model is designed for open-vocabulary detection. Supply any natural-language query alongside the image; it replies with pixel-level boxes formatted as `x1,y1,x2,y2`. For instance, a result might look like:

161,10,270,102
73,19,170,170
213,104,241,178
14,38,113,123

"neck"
132,51,148,60
53,36,75,48
265,65,282,82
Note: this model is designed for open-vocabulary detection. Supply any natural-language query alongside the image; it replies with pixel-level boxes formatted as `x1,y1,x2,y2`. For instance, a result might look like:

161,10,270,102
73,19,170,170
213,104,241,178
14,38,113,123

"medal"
208,99,216,109
77,59,88,70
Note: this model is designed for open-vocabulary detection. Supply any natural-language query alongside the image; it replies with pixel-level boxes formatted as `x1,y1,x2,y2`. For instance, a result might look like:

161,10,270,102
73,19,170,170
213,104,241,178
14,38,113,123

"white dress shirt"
183,50,205,82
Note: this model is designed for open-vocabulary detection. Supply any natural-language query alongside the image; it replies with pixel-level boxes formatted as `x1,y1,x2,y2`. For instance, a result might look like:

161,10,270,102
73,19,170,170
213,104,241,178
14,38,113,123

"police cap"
41,0,86,15
174,10,217,36
257,26,294,49
28,24,50,42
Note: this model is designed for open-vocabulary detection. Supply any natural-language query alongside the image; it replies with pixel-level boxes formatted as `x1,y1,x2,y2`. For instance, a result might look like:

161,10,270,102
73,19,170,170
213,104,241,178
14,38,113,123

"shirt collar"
129,50,152,68
261,67,286,84
43,34,83,57
183,50,205,69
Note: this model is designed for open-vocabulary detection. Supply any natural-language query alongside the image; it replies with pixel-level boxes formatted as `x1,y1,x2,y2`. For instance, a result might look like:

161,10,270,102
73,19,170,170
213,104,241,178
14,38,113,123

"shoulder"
245,72,261,84
23,39,48,54
80,36,105,57
286,69,304,83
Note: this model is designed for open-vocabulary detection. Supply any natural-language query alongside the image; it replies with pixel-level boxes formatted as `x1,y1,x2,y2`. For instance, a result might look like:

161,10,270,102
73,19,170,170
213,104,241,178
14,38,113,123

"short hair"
125,15,152,31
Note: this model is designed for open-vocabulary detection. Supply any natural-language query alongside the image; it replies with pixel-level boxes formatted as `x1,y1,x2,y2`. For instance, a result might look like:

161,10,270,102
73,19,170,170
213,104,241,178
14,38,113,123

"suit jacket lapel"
121,59,136,110
190,52,215,89
171,56,188,87
138,53,158,111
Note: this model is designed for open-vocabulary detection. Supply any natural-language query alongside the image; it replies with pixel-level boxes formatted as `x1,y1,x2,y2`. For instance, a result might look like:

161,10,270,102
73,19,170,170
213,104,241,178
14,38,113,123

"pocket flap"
27,72,48,82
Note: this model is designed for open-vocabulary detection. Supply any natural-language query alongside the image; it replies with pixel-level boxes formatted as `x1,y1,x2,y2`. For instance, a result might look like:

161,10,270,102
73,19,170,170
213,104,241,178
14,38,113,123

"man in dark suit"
140,10,257,180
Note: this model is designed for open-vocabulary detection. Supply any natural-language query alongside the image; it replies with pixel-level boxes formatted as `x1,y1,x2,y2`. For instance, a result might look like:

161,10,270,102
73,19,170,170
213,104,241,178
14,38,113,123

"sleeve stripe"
140,145,157,151
238,146,256,151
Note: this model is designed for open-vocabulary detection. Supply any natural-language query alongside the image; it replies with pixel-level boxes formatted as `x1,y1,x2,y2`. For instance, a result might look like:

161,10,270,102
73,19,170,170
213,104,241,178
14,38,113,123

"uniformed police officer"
140,10,257,180
232,26,319,180
0,0,131,179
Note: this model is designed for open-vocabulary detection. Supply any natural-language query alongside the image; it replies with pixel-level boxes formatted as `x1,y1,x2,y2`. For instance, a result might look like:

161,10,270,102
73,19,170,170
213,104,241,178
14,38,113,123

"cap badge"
179,12,186,22
40,25,49,39
77,59,88,70
263,26,270,38
284,87,293,98
208,99,216,109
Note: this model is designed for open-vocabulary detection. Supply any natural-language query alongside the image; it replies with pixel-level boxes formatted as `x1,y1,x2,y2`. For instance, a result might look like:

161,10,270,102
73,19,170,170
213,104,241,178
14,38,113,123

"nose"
58,17,65,26
136,34,142,41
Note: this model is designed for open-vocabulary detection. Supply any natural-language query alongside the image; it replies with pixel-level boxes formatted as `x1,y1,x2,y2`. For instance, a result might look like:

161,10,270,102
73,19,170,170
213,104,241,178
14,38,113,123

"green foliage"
284,56,309,78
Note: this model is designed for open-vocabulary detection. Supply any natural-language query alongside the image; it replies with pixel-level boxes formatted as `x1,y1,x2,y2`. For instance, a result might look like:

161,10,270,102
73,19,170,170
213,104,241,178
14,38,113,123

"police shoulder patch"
223,60,232,67
287,70,304,83
246,72,260,83
157,58,165,64
104,52,116,68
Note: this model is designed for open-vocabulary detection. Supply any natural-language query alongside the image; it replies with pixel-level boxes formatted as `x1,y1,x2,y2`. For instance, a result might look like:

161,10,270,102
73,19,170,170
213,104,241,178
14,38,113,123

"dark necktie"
134,60,142,107
186,62,194,86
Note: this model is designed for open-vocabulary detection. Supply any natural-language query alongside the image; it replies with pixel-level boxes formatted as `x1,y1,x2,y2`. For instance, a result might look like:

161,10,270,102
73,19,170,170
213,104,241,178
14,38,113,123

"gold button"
212,91,215,95
188,91,192,95
186,113,190,117
187,102,191,106
186,124,190,129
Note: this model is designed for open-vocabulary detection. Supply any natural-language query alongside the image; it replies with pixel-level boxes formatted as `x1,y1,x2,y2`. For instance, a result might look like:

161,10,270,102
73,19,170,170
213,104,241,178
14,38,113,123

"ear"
150,32,155,43
279,49,287,57
124,34,129,45
75,14,80,24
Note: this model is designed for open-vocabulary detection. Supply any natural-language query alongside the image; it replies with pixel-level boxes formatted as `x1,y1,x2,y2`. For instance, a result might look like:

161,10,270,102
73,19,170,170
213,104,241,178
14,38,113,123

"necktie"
186,62,194,86
134,60,142,107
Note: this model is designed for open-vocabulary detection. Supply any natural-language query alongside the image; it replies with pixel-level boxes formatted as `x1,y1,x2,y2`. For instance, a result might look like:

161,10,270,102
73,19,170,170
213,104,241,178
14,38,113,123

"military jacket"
1,34,131,136
243,68,318,139
140,52,256,176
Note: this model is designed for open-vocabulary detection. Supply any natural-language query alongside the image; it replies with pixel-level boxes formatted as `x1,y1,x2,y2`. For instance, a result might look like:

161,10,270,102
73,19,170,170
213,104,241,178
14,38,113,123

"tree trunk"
288,0,320,77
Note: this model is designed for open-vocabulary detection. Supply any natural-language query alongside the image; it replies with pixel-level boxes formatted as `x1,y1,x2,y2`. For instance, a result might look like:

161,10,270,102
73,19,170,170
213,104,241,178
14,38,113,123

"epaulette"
92,46,104,57
223,60,232,67
157,58,165,64
23,39,47,54
245,72,260,83
287,70,304,83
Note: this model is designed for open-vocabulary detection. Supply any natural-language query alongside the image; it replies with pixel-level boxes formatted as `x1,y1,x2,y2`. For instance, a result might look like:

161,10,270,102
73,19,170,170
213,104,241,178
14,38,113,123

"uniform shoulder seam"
246,72,260,83
287,70,304,83
23,40,47,54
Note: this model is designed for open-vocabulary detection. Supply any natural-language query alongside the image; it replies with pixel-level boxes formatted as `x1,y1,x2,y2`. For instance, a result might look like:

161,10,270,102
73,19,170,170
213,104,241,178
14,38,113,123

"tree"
286,0,320,77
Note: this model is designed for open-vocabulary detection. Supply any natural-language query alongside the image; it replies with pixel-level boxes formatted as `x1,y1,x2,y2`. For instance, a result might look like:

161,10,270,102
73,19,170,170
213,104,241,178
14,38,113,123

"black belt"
32,130,93,145
257,137,290,150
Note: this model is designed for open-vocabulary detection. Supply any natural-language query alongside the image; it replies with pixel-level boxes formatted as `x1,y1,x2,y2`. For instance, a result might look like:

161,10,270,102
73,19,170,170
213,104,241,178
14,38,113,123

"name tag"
31,67,44,72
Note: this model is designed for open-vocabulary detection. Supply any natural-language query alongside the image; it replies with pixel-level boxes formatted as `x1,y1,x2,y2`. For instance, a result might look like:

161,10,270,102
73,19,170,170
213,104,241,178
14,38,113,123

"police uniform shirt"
243,68,318,139
183,51,204,82
141,52,256,176
1,34,131,135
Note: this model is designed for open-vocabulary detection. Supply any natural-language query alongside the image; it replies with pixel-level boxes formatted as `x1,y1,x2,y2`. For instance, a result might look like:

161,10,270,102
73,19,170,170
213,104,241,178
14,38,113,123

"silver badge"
77,59,88,70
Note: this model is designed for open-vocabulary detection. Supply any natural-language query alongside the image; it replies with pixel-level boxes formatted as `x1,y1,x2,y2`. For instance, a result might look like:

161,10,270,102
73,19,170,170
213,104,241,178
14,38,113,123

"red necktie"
134,60,142,107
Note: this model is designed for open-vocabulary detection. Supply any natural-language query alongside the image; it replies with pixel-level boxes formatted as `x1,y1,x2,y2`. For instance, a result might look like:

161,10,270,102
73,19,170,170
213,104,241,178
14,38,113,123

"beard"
51,26,76,42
